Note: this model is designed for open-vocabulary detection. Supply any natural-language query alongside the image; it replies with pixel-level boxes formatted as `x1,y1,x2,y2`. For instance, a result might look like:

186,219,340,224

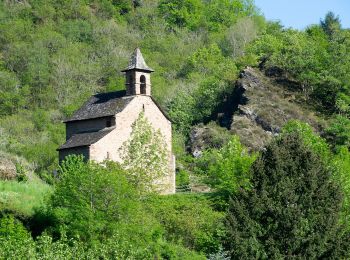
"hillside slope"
190,66,326,154
231,67,325,150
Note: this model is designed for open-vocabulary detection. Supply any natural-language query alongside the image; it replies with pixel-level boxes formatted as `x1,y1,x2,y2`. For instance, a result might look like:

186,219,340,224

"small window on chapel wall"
140,75,146,94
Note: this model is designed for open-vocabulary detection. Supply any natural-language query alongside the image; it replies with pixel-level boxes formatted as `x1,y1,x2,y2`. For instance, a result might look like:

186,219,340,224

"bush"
39,155,208,258
0,214,30,240
196,136,256,197
51,155,138,243
333,147,350,225
0,233,206,259
326,115,350,149
146,193,225,255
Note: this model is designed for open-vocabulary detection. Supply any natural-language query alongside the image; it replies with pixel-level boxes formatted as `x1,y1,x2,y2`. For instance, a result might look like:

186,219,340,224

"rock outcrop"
190,67,324,153
189,122,231,157
230,67,323,150
0,158,17,180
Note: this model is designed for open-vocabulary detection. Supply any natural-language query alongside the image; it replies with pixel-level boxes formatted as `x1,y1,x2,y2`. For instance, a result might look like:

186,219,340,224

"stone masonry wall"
90,95,175,194
126,71,151,96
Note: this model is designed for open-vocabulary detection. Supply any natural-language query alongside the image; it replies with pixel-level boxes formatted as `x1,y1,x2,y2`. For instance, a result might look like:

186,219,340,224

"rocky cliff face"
190,67,324,153
190,122,232,157
230,67,323,150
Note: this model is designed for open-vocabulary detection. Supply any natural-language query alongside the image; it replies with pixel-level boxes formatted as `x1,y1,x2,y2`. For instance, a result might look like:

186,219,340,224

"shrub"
0,214,30,240
52,155,138,243
197,136,256,197
146,193,225,255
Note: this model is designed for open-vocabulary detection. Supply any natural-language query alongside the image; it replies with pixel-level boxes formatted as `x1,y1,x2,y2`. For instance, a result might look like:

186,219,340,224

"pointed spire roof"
121,48,154,72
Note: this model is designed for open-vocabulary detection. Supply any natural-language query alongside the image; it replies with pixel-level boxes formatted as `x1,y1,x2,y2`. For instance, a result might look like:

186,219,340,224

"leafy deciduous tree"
119,112,169,194
52,155,137,242
198,136,256,197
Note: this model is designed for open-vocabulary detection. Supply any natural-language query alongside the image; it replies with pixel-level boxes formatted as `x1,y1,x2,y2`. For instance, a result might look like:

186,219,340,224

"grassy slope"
0,179,51,217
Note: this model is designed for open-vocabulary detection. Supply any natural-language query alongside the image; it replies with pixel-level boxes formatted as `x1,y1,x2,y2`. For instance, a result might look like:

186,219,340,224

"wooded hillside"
0,1,350,258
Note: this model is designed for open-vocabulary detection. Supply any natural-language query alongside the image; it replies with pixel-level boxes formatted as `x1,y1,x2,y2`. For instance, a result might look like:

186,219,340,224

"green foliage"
281,120,331,161
0,214,30,240
168,90,196,134
183,44,237,79
225,133,350,259
147,194,225,255
248,13,350,115
0,179,51,217
176,169,190,187
0,110,65,181
0,233,205,259
282,120,349,234
202,0,257,32
335,92,350,115
52,155,137,242
326,115,350,149
193,77,229,122
158,0,257,32
197,136,256,196
158,0,203,30
222,16,262,58
333,147,350,224
0,71,27,116
169,45,238,134
47,155,211,257
321,11,341,39
15,163,28,182
120,112,169,194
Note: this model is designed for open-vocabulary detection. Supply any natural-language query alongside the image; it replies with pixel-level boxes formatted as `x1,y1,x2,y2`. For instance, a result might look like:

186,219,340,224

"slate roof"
121,48,154,72
57,128,114,150
64,90,133,122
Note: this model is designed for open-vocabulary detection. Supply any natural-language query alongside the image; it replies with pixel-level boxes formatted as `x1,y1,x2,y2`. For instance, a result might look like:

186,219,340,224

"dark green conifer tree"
320,11,341,39
226,133,350,259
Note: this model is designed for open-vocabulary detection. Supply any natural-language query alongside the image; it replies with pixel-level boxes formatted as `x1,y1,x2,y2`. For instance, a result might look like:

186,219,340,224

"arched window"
140,75,146,94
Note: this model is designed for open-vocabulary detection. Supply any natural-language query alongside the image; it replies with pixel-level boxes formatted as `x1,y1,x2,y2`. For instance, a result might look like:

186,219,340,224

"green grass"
0,180,52,217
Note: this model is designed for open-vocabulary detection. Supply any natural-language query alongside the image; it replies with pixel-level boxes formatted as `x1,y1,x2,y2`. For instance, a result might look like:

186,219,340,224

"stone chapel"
58,48,175,194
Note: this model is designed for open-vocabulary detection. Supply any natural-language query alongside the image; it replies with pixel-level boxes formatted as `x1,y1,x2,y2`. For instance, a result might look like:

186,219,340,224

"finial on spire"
121,48,154,72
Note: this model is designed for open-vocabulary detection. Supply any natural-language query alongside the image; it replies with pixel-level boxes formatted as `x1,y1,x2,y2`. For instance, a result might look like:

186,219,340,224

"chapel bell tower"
122,48,154,96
